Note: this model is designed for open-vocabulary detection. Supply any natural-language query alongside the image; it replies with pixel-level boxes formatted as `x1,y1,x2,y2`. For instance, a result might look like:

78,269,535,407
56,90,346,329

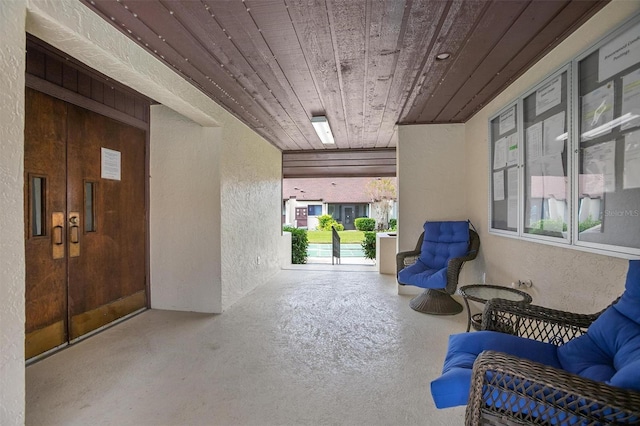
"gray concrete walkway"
307,243,366,257
26,268,467,425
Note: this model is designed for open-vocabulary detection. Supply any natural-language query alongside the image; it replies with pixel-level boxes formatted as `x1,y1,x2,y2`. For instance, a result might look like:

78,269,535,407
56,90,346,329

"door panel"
66,104,146,339
344,207,354,230
24,89,68,358
24,88,147,357
295,207,307,227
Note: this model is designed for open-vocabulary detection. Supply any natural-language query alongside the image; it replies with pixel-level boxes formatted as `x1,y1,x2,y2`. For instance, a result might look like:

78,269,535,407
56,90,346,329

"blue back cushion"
557,260,640,392
419,221,470,269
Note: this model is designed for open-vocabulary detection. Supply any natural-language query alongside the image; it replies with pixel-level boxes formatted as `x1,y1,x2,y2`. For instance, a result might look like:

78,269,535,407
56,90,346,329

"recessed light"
435,52,451,61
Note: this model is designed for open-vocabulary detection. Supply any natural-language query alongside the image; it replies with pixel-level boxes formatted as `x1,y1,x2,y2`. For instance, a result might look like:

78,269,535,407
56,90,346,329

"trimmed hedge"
354,217,375,231
361,231,376,260
283,226,308,264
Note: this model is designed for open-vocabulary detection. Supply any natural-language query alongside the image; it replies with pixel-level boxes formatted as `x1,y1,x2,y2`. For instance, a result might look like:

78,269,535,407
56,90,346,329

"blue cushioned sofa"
432,260,640,425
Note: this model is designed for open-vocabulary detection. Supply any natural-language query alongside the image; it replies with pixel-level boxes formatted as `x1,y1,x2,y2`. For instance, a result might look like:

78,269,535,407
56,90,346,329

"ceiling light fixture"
435,52,451,61
311,115,335,145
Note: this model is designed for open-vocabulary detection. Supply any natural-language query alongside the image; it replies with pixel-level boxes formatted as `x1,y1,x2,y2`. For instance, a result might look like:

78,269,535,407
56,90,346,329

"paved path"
307,243,365,257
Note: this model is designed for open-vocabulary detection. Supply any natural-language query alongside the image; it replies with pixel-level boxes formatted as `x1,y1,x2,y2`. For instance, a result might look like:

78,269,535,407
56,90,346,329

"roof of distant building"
283,177,396,204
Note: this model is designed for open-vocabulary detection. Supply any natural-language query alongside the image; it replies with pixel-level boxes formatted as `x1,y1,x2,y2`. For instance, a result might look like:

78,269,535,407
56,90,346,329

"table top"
459,284,532,304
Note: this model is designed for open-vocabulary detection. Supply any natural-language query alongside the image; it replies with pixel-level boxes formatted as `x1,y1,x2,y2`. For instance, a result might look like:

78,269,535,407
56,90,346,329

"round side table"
459,284,532,332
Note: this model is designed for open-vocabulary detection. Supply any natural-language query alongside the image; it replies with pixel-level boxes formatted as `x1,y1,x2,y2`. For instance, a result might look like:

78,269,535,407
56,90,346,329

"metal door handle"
52,212,65,259
70,225,79,243
53,225,63,245
69,212,80,257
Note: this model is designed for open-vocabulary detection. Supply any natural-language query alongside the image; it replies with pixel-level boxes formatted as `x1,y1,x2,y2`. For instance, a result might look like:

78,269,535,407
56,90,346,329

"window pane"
577,42,640,250
308,205,322,216
31,177,45,236
522,71,569,240
85,182,96,232
489,104,518,232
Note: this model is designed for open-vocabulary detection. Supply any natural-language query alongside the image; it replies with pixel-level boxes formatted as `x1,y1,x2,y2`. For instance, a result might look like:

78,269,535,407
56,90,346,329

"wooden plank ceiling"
81,0,607,173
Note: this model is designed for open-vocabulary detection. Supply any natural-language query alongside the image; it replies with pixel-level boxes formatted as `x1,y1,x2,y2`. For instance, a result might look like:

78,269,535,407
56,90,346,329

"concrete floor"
26,267,467,426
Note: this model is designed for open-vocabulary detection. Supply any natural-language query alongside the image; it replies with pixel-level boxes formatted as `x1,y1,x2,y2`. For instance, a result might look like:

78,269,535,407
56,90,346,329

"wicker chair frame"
396,228,479,314
465,298,640,425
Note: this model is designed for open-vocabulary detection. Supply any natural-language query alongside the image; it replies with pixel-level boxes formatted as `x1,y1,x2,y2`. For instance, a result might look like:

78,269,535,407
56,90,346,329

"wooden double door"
24,88,147,359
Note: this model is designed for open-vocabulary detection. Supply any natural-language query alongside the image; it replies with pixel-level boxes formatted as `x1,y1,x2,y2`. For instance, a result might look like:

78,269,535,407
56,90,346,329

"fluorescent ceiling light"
311,116,335,145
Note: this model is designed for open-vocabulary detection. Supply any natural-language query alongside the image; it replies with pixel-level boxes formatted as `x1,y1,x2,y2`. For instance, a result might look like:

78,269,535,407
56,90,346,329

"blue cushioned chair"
397,221,479,315
431,260,640,425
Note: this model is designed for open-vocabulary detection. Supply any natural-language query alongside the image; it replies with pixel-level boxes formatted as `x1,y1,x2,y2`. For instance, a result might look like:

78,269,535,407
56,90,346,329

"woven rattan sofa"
431,260,640,425
465,298,640,425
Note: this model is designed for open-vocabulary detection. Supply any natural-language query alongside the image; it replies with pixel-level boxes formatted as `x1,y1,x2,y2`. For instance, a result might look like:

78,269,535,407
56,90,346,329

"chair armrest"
397,231,425,275
466,350,640,426
444,253,476,294
444,229,480,294
481,298,601,344
396,249,421,275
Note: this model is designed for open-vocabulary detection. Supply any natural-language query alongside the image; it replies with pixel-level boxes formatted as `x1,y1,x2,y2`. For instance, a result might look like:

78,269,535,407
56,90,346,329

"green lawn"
307,230,366,244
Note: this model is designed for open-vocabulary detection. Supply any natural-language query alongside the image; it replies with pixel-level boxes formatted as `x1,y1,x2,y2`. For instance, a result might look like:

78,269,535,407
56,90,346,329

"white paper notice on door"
101,147,121,181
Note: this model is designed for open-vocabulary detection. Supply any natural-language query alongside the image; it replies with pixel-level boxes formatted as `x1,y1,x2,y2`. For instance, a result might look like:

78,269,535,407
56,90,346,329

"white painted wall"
280,232,293,269
396,124,466,295
0,2,26,424
150,106,222,313
220,124,283,310
397,124,467,250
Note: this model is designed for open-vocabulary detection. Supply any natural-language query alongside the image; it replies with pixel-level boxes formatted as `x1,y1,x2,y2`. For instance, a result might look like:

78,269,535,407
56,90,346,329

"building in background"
283,177,397,230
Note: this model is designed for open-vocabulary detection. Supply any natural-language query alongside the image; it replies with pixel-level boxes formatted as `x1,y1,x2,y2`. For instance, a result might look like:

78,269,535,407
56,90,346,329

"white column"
150,106,223,313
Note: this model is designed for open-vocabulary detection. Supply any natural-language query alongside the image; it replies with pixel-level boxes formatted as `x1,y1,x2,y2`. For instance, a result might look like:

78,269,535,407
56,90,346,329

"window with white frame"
489,14,640,258
307,205,323,216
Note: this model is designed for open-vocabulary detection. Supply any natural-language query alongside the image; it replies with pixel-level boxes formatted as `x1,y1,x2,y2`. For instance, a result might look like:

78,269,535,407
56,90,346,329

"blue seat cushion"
431,331,561,408
397,260,447,289
557,260,640,392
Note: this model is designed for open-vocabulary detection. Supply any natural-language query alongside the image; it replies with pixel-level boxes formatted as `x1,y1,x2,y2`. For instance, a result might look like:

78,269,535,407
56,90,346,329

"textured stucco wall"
397,124,467,250
220,125,283,311
396,124,467,294
150,106,222,313
280,232,293,269
0,2,26,425
463,0,640,312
